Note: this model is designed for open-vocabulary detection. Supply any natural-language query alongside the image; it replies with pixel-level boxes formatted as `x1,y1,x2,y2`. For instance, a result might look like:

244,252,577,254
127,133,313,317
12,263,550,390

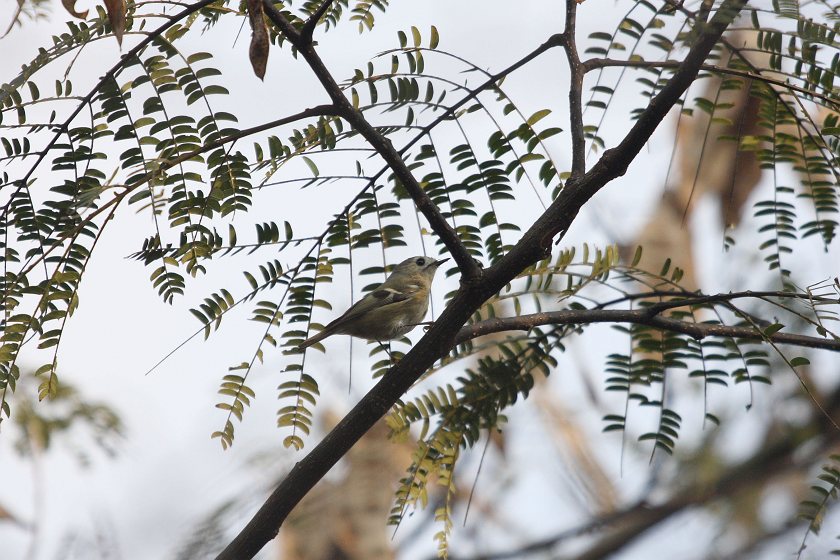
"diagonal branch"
262,0,482,279
581,0,748,189
483,0,749,277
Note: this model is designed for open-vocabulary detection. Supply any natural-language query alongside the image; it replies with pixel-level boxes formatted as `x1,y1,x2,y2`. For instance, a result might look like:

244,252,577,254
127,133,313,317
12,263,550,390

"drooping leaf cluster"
798,453,840,558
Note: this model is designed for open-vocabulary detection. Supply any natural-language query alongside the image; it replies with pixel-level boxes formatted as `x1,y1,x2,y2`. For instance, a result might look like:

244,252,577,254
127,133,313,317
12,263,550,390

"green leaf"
302,156,319,177
763,323,784,336
527,109,551,126
430,25,439,49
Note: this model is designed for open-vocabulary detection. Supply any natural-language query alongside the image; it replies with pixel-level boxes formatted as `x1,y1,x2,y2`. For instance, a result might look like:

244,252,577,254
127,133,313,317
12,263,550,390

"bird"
297,255,448,349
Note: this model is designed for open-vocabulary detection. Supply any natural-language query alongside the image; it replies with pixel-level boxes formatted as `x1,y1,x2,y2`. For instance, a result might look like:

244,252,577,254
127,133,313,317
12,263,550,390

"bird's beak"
428,258,449,269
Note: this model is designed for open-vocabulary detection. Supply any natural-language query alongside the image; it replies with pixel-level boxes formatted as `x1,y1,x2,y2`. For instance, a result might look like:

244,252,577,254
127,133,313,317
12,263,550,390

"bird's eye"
415,257,425,266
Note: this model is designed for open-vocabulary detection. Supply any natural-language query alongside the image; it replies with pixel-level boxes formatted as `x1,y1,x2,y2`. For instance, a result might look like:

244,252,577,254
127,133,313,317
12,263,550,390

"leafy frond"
798,454,840,559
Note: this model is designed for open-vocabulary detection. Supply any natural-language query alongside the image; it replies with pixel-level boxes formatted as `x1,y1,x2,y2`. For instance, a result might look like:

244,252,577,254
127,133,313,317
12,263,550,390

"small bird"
297,255,448,349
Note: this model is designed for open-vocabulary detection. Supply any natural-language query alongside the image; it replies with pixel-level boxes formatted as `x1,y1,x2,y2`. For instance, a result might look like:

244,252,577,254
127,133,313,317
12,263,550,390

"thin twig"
564,0,585,176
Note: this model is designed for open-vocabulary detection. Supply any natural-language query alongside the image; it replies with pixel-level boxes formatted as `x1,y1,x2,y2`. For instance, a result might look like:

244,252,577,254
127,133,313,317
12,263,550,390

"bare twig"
563,0,586,176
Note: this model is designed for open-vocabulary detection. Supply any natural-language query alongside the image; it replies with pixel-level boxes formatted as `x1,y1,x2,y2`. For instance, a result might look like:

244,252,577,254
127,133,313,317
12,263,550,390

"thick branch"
454,309,840,352
260,0,301,42
484,0,749,279
340,107,483,279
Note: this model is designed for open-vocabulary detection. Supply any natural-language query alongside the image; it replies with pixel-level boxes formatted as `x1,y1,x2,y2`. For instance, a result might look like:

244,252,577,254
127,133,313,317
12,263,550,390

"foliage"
2,0,840,558
7,375,123,461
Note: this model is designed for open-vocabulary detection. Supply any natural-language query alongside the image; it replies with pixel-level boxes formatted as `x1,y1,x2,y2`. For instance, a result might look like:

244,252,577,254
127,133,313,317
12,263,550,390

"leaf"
302,156,319,176
527,109,551,125
631,245,643,267
763,323,784,336
38,371,59,401
104,0,127,45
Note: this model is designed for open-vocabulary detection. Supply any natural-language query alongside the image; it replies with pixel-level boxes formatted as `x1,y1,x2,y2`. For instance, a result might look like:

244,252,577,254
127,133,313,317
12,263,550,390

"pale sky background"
2,1,840,559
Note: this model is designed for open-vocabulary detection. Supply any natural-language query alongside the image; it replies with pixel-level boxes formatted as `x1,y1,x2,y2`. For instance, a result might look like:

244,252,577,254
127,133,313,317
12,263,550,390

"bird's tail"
297,329,331,350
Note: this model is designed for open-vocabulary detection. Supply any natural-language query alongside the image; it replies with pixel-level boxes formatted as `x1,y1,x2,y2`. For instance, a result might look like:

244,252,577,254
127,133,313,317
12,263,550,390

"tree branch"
453,308,840,352
260,0,301,42
483,0,749,280
582,0,747,189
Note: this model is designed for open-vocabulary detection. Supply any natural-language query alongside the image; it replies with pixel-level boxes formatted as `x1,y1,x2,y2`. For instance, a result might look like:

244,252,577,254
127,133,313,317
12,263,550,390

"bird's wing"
324,287,411,329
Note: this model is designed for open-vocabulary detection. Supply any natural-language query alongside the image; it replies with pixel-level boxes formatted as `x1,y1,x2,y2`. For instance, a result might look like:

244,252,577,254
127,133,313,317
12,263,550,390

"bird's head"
390,255,449,283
